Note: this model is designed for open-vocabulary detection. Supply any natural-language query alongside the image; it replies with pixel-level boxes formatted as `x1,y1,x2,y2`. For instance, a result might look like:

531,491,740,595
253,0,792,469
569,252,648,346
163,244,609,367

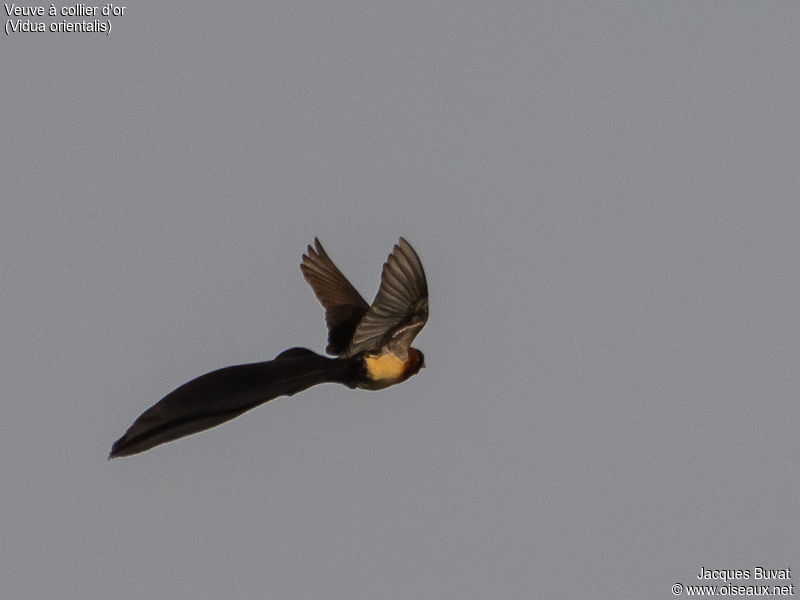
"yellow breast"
363,351,409,389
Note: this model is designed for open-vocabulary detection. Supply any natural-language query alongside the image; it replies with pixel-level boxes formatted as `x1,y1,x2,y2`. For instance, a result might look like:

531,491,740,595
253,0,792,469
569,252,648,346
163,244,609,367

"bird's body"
110,237,427,458
361,346,424,390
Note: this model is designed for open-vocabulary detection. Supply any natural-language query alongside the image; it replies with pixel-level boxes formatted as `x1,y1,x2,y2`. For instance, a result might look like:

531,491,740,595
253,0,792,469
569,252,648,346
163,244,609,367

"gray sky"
2,3,798,598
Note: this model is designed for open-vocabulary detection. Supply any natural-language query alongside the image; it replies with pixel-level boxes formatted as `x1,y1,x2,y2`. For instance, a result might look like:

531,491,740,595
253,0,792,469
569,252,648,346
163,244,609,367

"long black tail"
109,348,361,458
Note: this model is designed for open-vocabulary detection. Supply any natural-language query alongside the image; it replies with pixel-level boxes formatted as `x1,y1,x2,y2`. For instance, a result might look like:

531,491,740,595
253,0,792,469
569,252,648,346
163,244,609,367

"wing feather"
346,237,428,357
301,238,369,355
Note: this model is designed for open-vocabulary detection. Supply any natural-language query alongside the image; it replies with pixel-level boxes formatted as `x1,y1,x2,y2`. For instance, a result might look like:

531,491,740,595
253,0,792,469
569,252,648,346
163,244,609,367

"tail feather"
109,348,359,458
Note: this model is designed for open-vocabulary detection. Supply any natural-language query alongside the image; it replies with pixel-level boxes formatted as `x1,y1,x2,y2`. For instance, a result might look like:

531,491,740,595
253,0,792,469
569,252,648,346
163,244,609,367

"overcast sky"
2,3,798,598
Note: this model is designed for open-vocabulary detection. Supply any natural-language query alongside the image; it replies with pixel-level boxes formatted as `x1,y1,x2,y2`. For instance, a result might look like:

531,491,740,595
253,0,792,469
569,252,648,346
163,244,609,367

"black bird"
109,237,428,458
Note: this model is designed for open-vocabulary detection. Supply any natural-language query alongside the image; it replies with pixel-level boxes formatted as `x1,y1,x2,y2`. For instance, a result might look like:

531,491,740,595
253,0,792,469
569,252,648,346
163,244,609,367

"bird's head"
408,347,425,374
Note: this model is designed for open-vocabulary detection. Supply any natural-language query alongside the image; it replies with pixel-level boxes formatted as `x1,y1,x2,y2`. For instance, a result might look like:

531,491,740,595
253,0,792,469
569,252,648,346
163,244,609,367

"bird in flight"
109,237,428,458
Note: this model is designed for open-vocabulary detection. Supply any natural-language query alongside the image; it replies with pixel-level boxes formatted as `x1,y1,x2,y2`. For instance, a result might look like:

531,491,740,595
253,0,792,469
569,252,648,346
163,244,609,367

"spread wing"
301,238,370,355
345,237,428,358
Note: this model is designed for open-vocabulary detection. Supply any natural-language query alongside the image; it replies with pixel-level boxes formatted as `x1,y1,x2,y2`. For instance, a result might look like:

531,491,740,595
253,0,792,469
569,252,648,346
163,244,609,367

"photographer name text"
698,567,791,582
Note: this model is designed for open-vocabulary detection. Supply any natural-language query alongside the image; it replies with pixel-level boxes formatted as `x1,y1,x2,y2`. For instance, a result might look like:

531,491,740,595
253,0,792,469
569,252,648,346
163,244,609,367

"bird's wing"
301,238,370,355
346,237,428,358
109,348,356,458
